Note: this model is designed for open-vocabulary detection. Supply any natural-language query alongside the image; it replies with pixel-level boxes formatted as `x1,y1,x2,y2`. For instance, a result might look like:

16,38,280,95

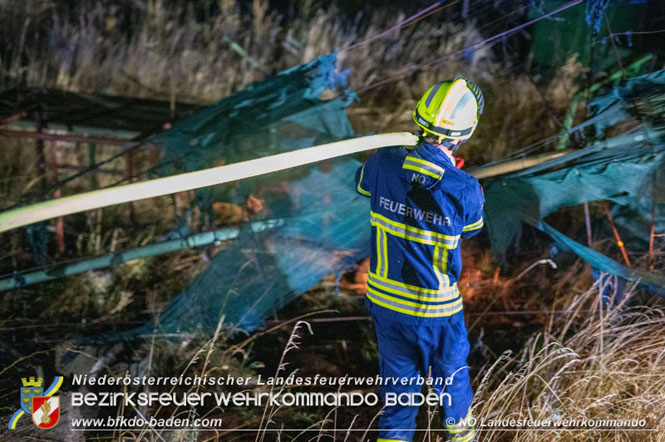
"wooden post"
47,142,65,256
127,147,137,229
88,143,98,190
33,110,50,263
35,111,47,193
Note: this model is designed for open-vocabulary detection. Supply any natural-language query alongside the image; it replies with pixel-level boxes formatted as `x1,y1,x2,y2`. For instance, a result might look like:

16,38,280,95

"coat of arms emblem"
20,377,43,414
31,396,60,429
9,375,63,430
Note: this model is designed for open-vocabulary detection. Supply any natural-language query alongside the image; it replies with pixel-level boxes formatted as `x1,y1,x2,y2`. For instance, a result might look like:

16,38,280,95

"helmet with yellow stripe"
413,78,484,145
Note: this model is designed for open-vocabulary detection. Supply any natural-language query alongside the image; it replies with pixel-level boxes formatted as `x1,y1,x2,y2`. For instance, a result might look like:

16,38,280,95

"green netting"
151,53,355,226
138,160,368,335
117,54,370,337
483,70,665,293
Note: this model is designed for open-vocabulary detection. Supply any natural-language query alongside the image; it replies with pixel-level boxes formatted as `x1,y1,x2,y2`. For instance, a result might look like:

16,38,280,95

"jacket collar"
414,140,456,168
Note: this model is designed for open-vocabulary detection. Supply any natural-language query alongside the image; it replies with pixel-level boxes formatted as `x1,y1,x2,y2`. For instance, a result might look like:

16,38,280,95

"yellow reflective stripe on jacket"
402,155,445,179
462,216,483,232
375,226,388,277
356,163,371,196
368,273,458,302
366,287,463,317
433,245,451,289
370,211,459,248
370,271,451,295
381,228,388,277
375,225,383,276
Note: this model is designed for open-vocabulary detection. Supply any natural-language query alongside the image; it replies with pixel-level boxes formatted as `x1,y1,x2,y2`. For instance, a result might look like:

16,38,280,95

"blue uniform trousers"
372,310,475,442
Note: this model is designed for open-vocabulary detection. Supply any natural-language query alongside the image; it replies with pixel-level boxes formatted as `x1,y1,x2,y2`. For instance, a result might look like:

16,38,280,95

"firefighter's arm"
354,151,379,197
461,180,485,239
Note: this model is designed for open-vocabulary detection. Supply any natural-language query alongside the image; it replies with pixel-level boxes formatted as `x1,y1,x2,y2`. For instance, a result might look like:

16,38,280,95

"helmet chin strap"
420,130,463,153
447,139,464,153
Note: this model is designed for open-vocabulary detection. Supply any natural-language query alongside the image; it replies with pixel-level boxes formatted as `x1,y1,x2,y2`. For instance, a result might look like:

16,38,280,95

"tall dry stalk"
472,278,665,442
255,319,314,442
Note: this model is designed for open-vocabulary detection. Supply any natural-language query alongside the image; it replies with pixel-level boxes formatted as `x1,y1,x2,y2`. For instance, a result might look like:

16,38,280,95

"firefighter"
355,78,485,442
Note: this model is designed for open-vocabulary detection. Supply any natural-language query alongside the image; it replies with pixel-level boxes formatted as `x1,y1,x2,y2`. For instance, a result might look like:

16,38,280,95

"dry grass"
0,0,583,164
472,278,665,442
0,1,491,101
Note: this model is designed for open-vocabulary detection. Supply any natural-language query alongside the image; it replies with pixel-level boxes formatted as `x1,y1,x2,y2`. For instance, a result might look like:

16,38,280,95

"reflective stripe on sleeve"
356,163,371,196
402,156,445,180
462,216,483,232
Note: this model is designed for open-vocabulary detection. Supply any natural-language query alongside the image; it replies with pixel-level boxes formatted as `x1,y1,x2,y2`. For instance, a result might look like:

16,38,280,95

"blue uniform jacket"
355,140,484,325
